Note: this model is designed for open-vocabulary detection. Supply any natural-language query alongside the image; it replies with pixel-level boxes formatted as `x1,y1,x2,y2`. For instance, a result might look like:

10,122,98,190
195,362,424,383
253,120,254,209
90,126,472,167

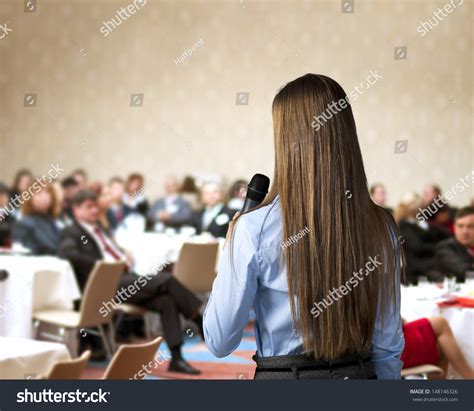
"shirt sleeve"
371,227,404,379
203,216,260,357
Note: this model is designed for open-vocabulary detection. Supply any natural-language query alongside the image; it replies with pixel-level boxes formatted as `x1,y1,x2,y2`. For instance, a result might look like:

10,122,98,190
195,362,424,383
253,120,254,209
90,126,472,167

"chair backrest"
46,350,91,380
103,336,163,380
172,242,219,293
401,364,444,378
79,261,126,327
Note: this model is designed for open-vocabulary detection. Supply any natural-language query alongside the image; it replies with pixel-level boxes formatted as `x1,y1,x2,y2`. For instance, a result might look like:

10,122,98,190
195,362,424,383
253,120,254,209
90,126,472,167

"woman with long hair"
203,74,404,379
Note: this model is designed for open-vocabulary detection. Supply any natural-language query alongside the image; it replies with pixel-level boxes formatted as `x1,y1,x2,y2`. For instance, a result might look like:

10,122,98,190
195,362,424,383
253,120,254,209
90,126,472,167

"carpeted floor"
82,325,257,380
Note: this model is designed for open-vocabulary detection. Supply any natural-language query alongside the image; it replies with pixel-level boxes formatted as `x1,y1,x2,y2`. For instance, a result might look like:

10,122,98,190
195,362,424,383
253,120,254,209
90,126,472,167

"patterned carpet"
82,325,257,380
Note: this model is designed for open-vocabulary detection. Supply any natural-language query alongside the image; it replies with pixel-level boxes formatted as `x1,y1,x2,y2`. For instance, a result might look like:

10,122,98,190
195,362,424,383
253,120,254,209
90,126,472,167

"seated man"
58,190,202,375
148,176,191,231
435,206,474,282
190,182,236,238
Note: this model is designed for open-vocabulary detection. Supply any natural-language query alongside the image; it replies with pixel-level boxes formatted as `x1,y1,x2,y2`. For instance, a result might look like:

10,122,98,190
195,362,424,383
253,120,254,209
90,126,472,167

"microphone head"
247,173,270,202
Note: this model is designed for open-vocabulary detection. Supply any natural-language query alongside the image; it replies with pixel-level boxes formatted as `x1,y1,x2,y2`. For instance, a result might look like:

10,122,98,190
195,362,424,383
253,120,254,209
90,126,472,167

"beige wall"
0,0,472,206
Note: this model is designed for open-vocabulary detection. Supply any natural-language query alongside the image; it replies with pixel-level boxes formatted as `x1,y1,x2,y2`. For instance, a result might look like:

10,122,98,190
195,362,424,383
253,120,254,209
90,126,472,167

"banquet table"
401,283,474,378
0,255,81,338
114,231,225,276
0,337,70,379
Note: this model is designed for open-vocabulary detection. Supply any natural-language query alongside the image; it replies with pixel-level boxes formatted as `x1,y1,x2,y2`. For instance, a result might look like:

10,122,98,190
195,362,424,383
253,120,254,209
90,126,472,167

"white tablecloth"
115,232,224,275
0,255,81,338
0,337,70,379
401,284,474,378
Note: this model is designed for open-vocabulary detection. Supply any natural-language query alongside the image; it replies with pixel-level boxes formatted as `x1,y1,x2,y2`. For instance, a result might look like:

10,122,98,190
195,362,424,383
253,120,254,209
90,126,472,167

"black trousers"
121,272,202,347
253,352,377,380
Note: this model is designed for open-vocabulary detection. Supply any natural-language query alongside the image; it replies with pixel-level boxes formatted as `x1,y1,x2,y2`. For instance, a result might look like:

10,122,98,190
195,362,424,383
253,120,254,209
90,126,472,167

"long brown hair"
232,74,402,360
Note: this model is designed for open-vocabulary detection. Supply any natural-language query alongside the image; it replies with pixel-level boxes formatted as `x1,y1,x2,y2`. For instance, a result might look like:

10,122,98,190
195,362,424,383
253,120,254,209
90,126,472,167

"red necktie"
94,227,122,261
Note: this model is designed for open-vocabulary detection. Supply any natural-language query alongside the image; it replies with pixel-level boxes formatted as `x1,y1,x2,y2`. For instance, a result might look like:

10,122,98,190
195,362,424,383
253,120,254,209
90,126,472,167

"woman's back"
204,195,404,379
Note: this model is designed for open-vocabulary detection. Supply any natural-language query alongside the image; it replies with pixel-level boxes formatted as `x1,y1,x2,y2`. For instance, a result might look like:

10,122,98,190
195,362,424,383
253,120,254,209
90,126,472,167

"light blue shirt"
203,196,404,379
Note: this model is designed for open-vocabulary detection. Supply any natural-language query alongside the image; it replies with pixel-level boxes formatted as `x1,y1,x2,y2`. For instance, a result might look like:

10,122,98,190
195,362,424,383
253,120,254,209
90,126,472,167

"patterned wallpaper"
0,0,472,206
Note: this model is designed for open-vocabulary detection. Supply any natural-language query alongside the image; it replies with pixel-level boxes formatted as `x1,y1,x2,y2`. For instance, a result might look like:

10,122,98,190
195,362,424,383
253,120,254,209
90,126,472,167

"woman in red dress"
402,316,473,379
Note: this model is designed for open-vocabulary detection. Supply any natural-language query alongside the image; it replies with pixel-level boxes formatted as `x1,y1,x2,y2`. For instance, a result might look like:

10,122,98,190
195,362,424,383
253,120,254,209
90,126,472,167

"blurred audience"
227,179,247,211
435,207,474,282
57,189,203,375
12,183,61,255
148,176,191,231
395,193,448,284
123,173,148,217
190,182,236,238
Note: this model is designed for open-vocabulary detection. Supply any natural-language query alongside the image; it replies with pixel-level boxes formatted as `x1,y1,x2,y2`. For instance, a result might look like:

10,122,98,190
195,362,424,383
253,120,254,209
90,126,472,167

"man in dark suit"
190,182,236,238
148,177,192,231
58,190,202,375
435,206,474,282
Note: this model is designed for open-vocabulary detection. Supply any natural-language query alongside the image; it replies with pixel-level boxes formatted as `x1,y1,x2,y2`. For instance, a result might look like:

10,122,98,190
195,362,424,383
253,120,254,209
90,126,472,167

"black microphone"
241,173,270,213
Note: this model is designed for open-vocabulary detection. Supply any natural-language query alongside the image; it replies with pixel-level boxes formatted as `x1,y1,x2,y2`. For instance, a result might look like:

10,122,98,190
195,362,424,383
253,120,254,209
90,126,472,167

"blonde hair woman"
204,74,404,379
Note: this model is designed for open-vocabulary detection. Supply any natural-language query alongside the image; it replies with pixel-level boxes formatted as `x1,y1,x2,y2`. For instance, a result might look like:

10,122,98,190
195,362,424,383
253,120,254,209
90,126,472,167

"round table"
0,255,81,338
0,337,70,379
114,231,224,275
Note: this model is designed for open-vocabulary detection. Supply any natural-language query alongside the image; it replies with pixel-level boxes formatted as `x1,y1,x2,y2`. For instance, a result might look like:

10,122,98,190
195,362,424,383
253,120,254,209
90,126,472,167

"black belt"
253,351,372,373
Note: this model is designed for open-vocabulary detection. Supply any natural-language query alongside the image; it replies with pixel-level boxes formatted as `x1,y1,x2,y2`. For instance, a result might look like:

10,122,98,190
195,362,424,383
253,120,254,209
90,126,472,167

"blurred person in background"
395,193,448,284
10,169,34,219
0,183,13,247
435,207,474,282
88,181,103,196
10,169,34,198
370,183,393,213
227,179,247,211
148,176,191,231
12,183,61,255
97,184,114,231
107,177,126,230
60,176,80,223
422,183,456,234
58,190,203,374
123,173,148,217
422,184,442,209
180,175,200,210
72,169,88,189
190,182,236,238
